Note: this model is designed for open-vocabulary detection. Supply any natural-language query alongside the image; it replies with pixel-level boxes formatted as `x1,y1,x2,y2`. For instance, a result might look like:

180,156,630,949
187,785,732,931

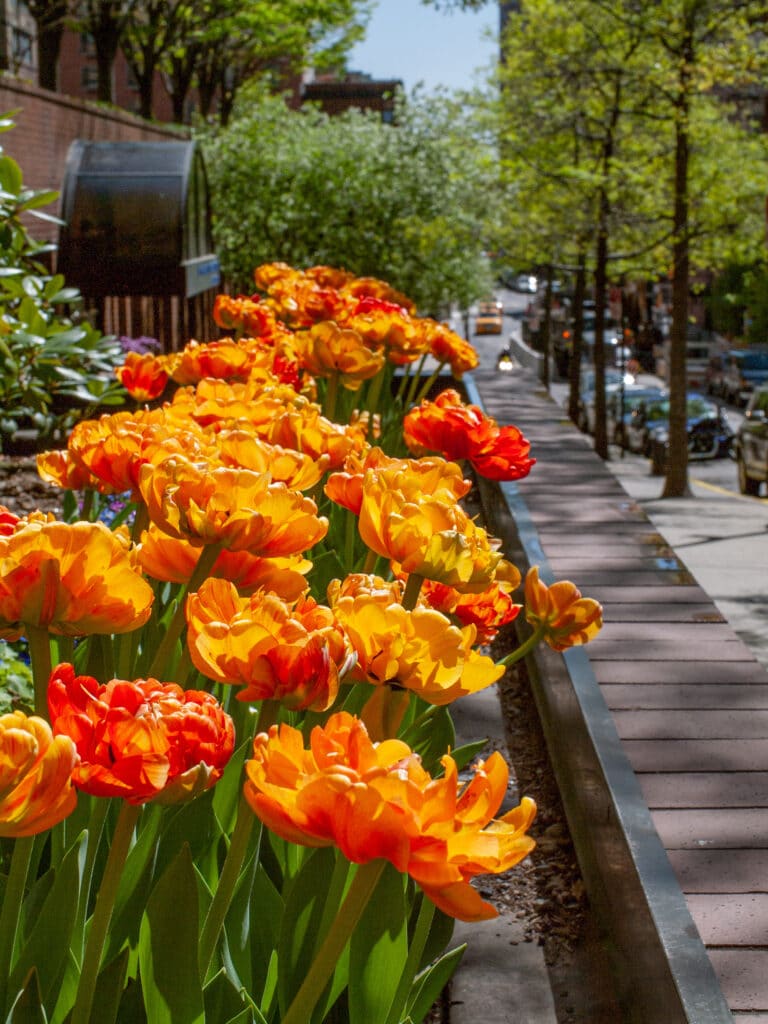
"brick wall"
0,73,188,241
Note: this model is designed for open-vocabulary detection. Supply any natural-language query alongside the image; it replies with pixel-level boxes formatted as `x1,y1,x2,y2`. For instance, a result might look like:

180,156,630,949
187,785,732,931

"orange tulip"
264,405,366,471
524,566,603,651
213,294,280,337
115,351,169,401
0,711,78,836
170,378,304,432
185,578,348,710
325,448,470,516
0,519,154,640
169,338,258,385
66,408,210,498
424,320,479,377
403,389,535,482
419,576,522,644
358,474,505,592
0,506,20,536
48,663,235,805
244,712,536,921
216,430,330,490
293,321,385,389
330,582,504,705
36,448,104,493
138,455,328,555
138,522,311,598
340,298,424,365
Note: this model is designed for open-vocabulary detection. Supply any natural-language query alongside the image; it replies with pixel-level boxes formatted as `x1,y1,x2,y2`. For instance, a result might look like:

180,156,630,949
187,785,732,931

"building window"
126,66,140,91
81,66,99,90
80,33,96,55
11,28,33,67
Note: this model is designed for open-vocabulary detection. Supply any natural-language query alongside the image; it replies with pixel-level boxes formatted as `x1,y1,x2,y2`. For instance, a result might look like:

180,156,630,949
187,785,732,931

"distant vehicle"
475,298,504,335
609,384,668,448
625,392,733,459
683,338,715,392
553,302,620,377
512,273,538,294
576,367,634,434
722,349,768,406
734,383,768,495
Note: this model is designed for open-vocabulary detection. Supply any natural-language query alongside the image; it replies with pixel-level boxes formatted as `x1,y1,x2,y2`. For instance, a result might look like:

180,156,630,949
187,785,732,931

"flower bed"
0,262,602,1023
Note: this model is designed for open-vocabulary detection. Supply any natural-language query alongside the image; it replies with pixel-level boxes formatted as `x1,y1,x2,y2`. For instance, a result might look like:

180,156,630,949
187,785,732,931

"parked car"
734,383,768,495
553,302,620,378
625,392,733,459
475,298,504,335
722,349,768,406
512,272,538,294
609,384,668,447
576,367,634,434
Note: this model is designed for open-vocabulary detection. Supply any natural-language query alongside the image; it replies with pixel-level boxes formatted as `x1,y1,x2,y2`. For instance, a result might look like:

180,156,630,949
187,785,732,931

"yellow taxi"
475,298,503,335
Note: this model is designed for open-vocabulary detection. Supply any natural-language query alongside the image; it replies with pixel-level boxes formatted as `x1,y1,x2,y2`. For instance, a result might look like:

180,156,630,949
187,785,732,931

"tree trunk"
661,37,692,498
36,21,63,90
568,253,587,425
593,225,609,461
540,265,553,391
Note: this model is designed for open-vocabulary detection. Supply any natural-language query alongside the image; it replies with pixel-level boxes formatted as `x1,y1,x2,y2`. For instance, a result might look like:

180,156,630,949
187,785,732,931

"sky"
346,1,499,94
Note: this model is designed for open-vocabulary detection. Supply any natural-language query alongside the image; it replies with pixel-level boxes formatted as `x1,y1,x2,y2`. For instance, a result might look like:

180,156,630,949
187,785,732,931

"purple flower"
119,335,161,355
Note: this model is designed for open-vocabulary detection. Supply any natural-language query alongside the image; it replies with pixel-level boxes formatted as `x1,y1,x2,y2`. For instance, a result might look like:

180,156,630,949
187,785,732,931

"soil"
0,455,65,517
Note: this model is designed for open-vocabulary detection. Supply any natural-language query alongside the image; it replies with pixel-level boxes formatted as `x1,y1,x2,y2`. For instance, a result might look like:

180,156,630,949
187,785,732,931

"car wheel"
737,455,761,496
688,430,718,460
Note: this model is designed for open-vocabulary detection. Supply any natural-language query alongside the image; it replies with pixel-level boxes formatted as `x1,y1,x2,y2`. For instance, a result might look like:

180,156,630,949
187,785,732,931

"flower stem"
324,371,340,422
198,699,277,979
404,354,428,410
198,792,259,980
402,573,424,611
146,543,221,680
26,624,52,719
71,801,141,1024
282,859,387,1024
0,835,34,1017
497,625,546,668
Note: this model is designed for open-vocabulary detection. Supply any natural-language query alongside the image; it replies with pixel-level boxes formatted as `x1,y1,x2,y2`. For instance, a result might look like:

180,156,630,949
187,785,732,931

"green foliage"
0,642,34,714
0,115,126,453
199,88,495,313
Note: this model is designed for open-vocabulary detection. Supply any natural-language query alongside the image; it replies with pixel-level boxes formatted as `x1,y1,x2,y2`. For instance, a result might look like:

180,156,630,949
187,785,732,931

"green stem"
361,548,379,574
146,543,221,680
402,573,424,612
384,893,436,1024
26,624,53,719
497,625,546,668
71,801,141,1024
0,835,34,1018
73,798,111,959
366,366,386,441
282,859,387,1024
344,509,358,571
130,502,149,546
197,699,277,979
412,361,446,407
404,353,428,410
80,489,95,523
324,371,340,422
198,793,259,980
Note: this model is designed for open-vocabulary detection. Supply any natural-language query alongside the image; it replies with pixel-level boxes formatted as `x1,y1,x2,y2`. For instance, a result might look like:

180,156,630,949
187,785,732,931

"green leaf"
203,969,256,1023
5,969,46,1024
9,832,85,1013
276,846,337,1018
406,945,465,1024
139,844,204,1024
0,155,22,196
89,947,130,1024
348,863,408,1024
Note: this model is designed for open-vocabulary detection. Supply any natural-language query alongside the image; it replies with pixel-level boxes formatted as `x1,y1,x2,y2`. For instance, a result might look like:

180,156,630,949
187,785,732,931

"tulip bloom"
138,456,328,556
48,663,235,805
330,584,503,705
216,431,330,491
244,712,536,921
524,566,603,651
293,321,385,388
169,338,257,385
186,578,349,710
0,519,154,640
419,576,522,645
213,294,279,337
358,474,506,593
0,711,78,836
403,389,535,482
138,522,311,599
115,351,169,402
325,448,471,516
424,320,479,377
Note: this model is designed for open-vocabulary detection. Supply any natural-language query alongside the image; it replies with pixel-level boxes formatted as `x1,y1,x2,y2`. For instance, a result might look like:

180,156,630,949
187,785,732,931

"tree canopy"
199,87,497,313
